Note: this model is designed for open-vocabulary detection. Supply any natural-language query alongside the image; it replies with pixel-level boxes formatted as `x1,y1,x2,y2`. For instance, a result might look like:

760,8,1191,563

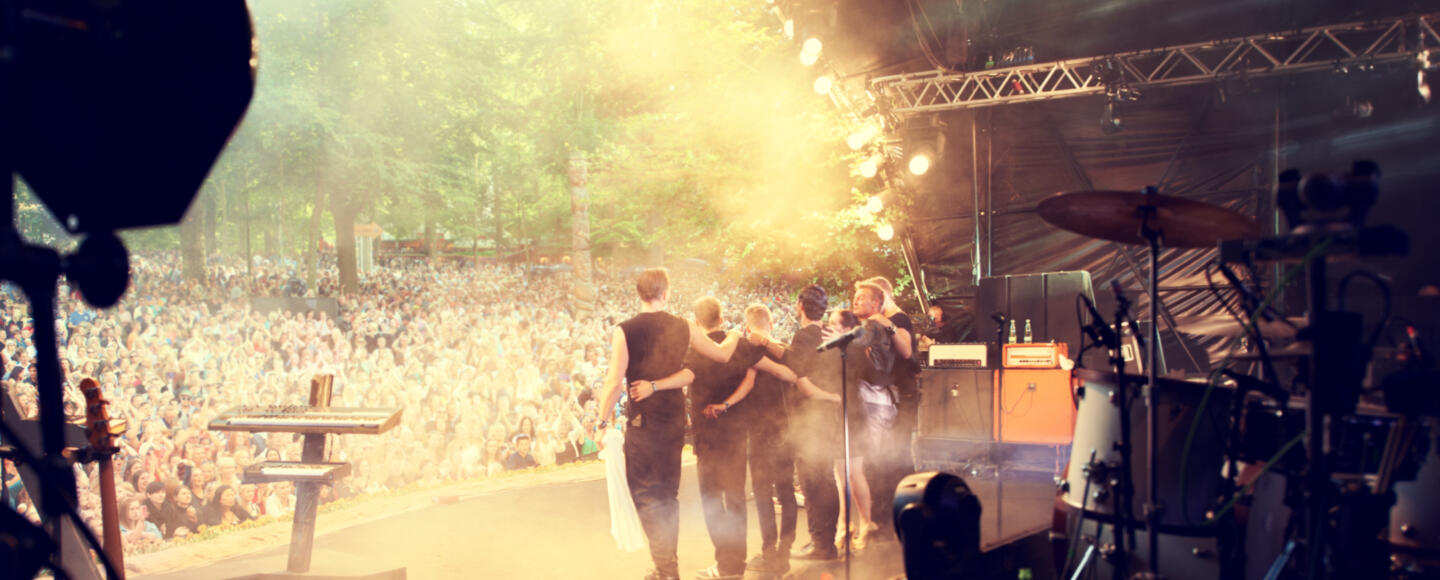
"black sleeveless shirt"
618,311,691,426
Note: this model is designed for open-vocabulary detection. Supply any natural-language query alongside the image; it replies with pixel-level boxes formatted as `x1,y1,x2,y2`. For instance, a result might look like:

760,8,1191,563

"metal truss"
871,13,1440,115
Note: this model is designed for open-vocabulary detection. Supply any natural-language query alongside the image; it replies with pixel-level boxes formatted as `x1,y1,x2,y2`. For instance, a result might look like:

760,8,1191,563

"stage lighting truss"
870,13,1440,115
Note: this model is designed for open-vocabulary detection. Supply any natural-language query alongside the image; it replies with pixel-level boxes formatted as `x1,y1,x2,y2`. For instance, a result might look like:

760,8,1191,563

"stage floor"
133,461,911,580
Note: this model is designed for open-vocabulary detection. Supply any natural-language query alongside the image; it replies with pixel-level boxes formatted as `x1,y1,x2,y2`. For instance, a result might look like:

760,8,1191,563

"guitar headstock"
80,378,125,454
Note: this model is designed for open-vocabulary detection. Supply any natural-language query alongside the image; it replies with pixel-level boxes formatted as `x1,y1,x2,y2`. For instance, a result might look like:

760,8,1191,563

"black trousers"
696,430,747,575
625,419,685,578
794,407,840,551
749,422,797,554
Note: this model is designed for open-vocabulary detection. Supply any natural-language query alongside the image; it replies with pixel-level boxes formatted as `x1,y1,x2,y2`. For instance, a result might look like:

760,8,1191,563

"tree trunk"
568,152,595,317
333,202,359,295
203,190,218,259
306,173,325,290
244,177,252,286
422,216,435,261
179,205,207,287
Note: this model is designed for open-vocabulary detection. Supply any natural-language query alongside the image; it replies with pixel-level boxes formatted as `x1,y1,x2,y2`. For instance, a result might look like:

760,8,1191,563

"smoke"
588,0,858,267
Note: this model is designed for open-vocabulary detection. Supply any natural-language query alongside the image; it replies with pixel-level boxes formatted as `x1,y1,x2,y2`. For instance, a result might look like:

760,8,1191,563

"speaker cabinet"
994,369,1075,445
918,369,993,441
977,271,1096,366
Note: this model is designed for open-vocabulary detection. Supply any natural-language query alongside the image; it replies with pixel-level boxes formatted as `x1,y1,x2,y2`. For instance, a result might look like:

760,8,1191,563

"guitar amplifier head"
928,343,988,368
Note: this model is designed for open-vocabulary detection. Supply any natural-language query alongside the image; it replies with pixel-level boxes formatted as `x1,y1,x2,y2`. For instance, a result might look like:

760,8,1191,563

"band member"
639,296,793,580
596,269,755,580
924,304,967,344
855,277,918,539
699,304,812,575
753,285,845,562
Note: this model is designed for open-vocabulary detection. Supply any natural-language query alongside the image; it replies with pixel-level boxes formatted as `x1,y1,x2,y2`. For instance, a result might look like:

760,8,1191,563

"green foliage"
169,0,900,287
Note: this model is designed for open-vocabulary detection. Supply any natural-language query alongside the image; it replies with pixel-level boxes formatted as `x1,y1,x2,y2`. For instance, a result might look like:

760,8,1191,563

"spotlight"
1100,99,1123,135
813,75,834,95
1419,50,1434,104
894,472,982,579
877,222,895,241
898,118,944,179
859,155,882,179
865,195,884,213
800,50,820,67
802,37,823,58
908,150,932,175
783,19,794,39
846,122,880,151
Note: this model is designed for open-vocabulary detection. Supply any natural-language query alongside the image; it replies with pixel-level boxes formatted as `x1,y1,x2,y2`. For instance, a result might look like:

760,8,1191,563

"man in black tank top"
596,269,756,580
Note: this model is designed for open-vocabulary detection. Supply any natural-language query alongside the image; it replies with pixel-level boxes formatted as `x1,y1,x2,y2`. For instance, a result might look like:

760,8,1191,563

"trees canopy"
96,0,905,296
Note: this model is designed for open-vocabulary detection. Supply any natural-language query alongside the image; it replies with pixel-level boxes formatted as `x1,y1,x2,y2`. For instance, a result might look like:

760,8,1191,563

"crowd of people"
0,252,800,555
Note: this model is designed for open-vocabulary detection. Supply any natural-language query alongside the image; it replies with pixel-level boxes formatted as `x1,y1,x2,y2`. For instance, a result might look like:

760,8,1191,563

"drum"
1238,398,1304,469
1071,517,1223,580
1063,369,1232,529
1390,417,1440,574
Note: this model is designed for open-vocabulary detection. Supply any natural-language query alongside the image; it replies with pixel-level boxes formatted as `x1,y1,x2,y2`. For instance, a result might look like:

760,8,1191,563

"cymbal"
1174,315,1306,338
1036,190,1263,248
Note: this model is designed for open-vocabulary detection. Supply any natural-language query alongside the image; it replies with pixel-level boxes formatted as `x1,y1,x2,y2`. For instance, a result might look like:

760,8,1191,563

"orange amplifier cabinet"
992,369,1075,445
1002,342,1069,369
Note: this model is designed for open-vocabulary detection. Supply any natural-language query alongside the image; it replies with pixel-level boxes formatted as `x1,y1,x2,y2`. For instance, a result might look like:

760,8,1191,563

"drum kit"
1034,181,1435,580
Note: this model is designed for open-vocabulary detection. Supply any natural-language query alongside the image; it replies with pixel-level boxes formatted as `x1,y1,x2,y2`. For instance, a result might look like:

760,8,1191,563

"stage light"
865,195,884,213
813,75,833,95
847,122,880,151
784,19,794,39
859,155,882,179
801,38,823,67
1419,50,1434,104
877,222,895,241
894,472,982,578
908,151,932,175
1100,99,1123,135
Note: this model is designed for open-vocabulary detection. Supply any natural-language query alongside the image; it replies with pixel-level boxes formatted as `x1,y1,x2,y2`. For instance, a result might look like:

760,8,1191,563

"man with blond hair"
854,277,919,539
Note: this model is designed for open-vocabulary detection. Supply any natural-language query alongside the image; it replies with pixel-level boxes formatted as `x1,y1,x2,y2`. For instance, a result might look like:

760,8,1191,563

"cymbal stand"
1138,186,1162,577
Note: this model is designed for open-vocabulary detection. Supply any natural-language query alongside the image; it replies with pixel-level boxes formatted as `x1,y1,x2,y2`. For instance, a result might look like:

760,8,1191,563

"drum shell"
1391,418,1440,558
1063,369,1231,529
1073,518,1222,580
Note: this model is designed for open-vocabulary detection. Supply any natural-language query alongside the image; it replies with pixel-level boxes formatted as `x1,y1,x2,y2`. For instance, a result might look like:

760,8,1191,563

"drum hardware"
1041,186,1263,577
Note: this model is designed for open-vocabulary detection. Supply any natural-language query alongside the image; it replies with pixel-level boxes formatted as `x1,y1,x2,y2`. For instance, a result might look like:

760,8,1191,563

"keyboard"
242,461,353,484
210,406,404,435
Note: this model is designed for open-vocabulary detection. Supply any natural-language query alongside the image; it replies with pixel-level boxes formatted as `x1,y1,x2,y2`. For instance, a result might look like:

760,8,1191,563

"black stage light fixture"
894,471,982,579
12,0,257,234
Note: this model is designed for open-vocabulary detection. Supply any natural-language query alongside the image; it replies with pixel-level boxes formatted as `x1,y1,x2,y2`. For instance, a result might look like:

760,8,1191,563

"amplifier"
994,369,1075,445
1002,342,1068,369
928,343,988,368
918,369,993,441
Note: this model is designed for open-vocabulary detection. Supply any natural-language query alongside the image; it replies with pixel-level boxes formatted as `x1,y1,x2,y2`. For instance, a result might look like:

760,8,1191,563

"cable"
1206,431,1307,525
1179,239,1332,526
905,0,952,72
1337,270,1392,347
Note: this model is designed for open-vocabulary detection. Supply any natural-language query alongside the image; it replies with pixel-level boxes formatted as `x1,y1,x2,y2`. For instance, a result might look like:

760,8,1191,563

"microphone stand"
839,344,853,579
993,315,1006,475
1099,299,1135,580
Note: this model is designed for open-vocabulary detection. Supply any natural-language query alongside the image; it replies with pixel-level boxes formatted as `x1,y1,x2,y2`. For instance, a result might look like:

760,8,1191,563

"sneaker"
746,553,771,572
791,543,839,561
694,564,741,579
645,570,681,580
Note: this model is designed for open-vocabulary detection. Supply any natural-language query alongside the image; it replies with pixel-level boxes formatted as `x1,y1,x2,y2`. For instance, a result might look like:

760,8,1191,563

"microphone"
991,312,1007,327
1216,263,1274,322
818,326,865,352
1110,280,1144,352
1081,295,1117,348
